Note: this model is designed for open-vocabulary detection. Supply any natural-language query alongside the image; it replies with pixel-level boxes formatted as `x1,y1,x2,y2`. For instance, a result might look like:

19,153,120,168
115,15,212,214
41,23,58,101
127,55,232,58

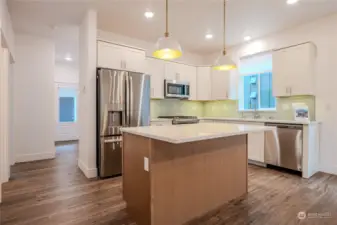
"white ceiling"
8,0,337,56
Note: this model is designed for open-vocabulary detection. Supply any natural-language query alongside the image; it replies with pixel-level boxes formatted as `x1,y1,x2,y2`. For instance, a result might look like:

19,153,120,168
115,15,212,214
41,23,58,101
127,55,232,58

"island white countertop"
151,117,320,125
121,123,275,144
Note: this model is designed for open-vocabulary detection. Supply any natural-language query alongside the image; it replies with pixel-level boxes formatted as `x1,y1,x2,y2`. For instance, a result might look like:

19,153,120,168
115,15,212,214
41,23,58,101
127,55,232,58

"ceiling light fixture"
152,0,182,60
244,36,252,41
205,34,213,40
144,11,154,19
287,0,299,5
213,0,237,71
65,56,73,61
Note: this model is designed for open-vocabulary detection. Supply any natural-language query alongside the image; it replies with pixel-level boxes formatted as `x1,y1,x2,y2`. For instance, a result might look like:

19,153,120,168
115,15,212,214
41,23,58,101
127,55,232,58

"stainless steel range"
158,116,200,125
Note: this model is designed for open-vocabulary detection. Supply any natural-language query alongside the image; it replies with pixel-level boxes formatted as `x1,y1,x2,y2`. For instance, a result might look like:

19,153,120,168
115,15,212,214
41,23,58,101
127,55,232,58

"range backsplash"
151,96,316,121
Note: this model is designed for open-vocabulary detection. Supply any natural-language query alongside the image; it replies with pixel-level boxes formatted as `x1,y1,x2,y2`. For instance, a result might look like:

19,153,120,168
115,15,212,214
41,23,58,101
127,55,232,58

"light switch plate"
144,157,149,172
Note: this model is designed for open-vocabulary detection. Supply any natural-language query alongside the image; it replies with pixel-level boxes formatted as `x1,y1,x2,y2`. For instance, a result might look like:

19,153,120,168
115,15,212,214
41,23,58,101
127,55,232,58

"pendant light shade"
213,0,236,71
153,36,182,60
213,50,237,71
153,0,182,60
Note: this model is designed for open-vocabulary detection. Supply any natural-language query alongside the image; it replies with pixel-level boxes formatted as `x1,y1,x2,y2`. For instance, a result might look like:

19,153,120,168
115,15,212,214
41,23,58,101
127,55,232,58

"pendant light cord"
165,0,169,37
223,0,227,55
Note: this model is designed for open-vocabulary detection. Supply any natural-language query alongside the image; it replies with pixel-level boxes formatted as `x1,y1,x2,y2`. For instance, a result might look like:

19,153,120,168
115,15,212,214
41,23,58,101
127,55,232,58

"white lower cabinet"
211,120,265,163
247,131,265,163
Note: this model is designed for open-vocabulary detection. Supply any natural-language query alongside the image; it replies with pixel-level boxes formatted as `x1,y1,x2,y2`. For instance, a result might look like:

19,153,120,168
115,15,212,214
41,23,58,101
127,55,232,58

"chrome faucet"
253,110,261,119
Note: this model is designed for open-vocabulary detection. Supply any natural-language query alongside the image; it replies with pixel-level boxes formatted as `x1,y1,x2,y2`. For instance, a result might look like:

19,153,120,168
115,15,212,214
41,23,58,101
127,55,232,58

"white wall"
55,62,79,84
0,39,10,206
0,0,15,61
97,30,204,66
13,34,56,163
78,10,97,178
203,13,337,175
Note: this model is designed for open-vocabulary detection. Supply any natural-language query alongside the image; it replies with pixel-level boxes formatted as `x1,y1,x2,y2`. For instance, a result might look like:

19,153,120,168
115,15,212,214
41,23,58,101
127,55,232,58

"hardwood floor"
1,142,337,225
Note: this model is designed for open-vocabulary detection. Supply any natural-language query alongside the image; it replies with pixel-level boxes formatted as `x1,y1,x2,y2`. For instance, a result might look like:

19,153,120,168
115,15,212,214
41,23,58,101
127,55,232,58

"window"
241,73,275,110
58,87,77,123
238,52,276,111
59,97,76,122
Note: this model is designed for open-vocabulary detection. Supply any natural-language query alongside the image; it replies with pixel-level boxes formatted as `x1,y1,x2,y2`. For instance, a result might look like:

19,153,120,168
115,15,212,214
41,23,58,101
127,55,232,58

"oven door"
164,80,190,99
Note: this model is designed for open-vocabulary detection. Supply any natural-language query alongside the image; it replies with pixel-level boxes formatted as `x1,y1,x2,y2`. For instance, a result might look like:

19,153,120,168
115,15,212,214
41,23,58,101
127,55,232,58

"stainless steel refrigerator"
96,68,150,178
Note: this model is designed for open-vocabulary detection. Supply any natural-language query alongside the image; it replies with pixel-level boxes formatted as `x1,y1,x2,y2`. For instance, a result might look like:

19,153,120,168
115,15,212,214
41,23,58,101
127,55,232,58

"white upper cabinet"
97,41,146,73
97,41,125,70
123,47,146,73
146,58,165,99
196,67,212,101
273,43,316,97
164,61,197,100
211,70,231,100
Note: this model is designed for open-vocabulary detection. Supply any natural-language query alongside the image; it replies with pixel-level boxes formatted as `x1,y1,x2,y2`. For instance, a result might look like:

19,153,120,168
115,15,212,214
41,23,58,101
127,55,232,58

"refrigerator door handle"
126,74,131,126
129,76,133,126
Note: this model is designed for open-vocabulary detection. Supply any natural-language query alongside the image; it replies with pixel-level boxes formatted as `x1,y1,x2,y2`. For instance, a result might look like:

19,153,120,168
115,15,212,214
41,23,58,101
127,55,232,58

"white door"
55,84,79,142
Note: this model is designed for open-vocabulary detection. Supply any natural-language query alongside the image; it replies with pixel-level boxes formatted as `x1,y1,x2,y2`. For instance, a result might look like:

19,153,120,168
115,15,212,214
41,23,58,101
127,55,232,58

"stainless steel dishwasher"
264,123,303,171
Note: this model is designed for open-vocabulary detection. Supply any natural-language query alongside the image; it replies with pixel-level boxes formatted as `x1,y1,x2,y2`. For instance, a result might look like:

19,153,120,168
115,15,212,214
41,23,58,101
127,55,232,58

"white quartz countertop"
151,117,320,125
121,123,275,144
202,117,320,125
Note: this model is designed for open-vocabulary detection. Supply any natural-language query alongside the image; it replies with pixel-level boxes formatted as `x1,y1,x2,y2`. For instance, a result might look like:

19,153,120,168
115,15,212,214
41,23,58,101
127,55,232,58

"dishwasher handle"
265,123,303,130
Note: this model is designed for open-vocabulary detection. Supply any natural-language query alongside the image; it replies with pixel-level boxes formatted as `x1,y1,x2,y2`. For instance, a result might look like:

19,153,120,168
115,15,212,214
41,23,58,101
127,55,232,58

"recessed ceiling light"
205,34,213,40
144,11,154,19
287,0,299,5
244,36,252,41
65,56,73,61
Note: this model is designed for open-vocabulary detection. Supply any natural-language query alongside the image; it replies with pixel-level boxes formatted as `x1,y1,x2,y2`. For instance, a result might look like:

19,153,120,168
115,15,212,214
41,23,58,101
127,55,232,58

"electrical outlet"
144,157,149,172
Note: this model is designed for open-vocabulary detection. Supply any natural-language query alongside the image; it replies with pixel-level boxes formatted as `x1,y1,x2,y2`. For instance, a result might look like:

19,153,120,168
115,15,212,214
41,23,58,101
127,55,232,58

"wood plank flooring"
1,142,337,225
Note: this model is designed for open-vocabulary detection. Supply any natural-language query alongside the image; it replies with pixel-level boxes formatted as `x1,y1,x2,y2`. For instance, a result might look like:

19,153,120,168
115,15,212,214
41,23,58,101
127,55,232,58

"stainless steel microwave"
164,80,190,99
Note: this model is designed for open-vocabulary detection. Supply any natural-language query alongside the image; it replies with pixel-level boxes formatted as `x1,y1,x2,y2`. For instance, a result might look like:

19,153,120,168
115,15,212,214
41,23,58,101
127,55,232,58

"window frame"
238,70,276,112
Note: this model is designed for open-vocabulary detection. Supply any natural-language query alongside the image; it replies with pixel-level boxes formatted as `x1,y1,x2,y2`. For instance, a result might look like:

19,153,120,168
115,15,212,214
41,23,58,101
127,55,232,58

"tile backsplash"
151,99,204,118
151,95,316,121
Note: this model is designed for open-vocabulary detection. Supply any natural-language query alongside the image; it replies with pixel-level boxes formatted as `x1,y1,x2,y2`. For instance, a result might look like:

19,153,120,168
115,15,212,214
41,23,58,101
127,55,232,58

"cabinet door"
211,70,230,100
248,132,265,162
147,58,165,99
287,43,315,96
272,48,290,97
164,61,179,80
123,48,146,73
180,65,197,100
197,67,211,101
97,41,124,70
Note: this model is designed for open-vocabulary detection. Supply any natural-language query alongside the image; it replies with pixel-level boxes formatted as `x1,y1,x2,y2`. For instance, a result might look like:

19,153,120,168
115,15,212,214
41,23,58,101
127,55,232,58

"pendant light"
213,0,237,71
153,0,182,60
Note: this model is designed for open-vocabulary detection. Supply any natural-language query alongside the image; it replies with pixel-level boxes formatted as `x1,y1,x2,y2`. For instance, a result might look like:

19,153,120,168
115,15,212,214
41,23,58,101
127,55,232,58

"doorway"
55,83,79,142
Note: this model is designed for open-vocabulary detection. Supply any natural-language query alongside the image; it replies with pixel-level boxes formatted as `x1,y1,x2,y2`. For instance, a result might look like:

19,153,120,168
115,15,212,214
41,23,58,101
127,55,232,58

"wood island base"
122,133,248,225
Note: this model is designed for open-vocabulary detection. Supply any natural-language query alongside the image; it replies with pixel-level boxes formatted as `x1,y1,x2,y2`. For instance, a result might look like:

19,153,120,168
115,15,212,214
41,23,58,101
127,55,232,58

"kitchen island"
121,123,274,225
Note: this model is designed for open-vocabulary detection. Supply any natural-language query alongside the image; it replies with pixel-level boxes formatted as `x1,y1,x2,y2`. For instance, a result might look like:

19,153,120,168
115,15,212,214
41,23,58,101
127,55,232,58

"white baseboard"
319,164,337,176
16,152,56,163
55,135,79,142
78,159,97,179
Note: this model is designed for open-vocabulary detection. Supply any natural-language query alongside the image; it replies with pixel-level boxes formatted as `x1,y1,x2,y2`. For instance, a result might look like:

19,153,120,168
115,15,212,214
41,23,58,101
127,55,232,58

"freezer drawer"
265,124,303,171
99,137,122,178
